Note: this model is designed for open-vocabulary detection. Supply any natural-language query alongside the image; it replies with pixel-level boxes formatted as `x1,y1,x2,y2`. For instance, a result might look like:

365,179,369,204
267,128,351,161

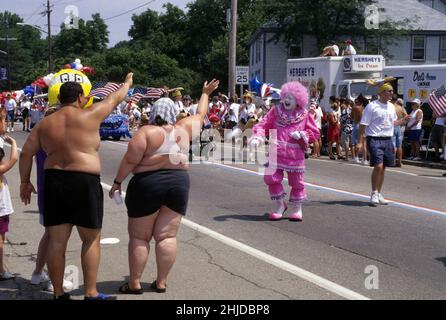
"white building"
249,0,446,88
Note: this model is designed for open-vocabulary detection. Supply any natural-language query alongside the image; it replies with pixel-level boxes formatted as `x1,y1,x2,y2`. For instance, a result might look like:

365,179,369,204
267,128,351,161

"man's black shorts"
125,169,190,218
43,169,103,229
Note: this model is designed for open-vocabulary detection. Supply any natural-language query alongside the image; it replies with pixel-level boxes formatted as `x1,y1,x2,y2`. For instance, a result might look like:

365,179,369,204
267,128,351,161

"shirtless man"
19,73,133,300
352,95,368,164
393,98,408,166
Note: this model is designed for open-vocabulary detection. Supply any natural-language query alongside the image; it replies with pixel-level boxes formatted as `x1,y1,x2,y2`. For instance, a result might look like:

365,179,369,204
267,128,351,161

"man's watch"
113,179,122,185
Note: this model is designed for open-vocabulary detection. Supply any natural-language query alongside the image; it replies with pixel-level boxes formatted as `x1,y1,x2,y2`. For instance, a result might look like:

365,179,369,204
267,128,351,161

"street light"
16,22,52,73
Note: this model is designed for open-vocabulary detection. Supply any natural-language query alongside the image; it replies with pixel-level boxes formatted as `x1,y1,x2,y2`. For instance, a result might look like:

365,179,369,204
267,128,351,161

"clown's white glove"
290,131,309,144
248,136,264,148
290,131,302,140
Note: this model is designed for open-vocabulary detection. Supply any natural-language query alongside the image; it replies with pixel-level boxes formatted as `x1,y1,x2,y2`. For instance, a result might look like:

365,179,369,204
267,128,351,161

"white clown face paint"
283,93,297,111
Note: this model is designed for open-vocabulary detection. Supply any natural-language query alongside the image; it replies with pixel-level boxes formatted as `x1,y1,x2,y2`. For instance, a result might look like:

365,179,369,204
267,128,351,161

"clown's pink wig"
280,81,309,110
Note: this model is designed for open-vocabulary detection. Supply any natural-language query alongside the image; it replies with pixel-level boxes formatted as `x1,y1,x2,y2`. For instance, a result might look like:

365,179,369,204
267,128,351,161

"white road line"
104,140,444,180
100,181,370,300
205,161,446,217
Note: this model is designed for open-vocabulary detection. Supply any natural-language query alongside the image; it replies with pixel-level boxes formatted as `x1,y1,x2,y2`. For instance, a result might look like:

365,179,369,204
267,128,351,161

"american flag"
130,87,166,103
89,82,123,98
203,114,211,127
428,85,446,117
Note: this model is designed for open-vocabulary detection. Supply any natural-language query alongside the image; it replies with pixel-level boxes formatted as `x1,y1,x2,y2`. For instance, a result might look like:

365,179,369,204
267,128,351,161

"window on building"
440,36,446,61
288,40,303,58
256,37,262,63
411,36,426,61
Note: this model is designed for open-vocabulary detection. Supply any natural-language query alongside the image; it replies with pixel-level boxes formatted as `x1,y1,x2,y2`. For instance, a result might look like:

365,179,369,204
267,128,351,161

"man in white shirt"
357,81,410,206
342,40,357,56
227,96,240,129
4,94,17,133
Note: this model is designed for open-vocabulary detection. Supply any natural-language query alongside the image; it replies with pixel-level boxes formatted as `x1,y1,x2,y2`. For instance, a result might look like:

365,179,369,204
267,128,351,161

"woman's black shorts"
125,169,190,218
43,169,103,229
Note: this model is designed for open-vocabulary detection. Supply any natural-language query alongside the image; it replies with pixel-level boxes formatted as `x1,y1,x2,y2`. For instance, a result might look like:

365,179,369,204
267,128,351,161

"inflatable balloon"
74,58,81,65
64,64,72,69
24,85,34,96
75,63,83,71
43,73,54,86
261,83,271,98
48,69,93,108
250,77,262,95
70,63,76,69
81,66,95,75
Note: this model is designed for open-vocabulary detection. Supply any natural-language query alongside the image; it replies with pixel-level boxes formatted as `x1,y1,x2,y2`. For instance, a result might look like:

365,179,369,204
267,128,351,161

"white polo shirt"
360,100,397,137
5,99,16,112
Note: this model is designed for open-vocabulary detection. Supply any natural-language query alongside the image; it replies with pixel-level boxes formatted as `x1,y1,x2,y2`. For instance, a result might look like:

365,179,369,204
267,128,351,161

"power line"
24,4,45,22
104,0,156,21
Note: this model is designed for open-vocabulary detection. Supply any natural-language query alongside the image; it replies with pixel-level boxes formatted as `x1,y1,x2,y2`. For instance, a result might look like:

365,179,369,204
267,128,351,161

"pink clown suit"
250,81,320,221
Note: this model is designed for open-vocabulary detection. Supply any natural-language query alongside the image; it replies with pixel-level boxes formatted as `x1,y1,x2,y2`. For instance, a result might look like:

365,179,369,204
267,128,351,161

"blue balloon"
70,63,76,69
250,77,263,95
24,85,35,96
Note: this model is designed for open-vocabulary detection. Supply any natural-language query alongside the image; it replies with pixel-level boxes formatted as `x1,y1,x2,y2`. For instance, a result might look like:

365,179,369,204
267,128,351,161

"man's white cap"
410,98,421,105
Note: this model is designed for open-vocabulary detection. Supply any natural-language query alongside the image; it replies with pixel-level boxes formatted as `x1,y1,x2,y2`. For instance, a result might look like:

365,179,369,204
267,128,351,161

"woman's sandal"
151,280,166,293
118,282,143,295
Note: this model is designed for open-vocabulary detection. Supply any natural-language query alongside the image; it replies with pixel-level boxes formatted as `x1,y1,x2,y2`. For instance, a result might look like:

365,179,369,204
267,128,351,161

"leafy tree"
0,11,46,91
52,13,109,59
260,0,413,57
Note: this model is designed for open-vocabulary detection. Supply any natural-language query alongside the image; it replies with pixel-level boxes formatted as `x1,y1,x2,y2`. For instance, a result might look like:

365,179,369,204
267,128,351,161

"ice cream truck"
287,55,385,112
383,64,446,120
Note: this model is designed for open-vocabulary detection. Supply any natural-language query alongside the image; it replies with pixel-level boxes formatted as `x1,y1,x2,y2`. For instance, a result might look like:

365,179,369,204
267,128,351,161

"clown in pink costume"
250,81,320,221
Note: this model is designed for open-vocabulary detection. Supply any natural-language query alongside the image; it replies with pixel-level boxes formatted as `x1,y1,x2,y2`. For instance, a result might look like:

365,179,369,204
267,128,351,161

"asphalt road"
1,125,446,300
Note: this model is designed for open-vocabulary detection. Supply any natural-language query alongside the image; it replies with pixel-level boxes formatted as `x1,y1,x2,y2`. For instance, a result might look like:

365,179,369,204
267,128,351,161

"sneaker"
412,157,422,161
369,192,379,207
45,279,74,292
0,271,15,281
406,156,414,160
362,160,370,166
355,157,361,164
30,271,50,285
378,193,389,205
6,128,9,133
10,128,14,132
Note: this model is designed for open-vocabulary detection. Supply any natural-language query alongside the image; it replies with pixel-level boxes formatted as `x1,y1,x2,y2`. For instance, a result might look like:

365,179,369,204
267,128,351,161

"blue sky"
8,0,191,46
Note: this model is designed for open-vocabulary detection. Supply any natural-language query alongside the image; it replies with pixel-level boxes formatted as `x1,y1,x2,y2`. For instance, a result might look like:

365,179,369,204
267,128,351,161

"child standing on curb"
0,135,18,280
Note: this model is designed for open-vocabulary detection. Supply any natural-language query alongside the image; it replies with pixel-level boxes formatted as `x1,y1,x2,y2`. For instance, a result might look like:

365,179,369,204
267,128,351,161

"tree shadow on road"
214,213,270,222
0,275,53,300
22,210,40,214
435,257,446,267
318,200,371,207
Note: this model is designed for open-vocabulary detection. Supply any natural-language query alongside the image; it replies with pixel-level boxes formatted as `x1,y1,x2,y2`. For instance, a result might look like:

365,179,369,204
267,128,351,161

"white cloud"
9,0,191,46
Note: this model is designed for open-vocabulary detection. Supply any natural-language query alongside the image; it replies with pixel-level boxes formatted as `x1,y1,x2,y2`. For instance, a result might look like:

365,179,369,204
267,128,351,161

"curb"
401,160,446,170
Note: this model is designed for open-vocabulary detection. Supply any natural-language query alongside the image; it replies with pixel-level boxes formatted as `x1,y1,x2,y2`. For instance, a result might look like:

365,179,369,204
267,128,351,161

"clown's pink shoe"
268,212,283,221
289,211,302,222
268,203,287,221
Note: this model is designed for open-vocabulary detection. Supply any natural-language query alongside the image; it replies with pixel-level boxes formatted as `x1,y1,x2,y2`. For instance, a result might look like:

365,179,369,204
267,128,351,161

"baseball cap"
410,98,421,105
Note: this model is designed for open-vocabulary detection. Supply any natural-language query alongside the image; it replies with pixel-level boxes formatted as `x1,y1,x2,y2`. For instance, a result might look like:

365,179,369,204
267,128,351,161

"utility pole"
228,0,237,98
46,0,53,73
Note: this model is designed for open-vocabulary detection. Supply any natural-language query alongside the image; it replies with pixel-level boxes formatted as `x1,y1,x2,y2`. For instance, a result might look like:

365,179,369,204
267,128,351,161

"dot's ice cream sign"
343,55,384,73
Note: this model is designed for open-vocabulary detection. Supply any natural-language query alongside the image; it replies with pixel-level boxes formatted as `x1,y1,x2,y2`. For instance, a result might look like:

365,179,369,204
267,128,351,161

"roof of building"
376,0,446,31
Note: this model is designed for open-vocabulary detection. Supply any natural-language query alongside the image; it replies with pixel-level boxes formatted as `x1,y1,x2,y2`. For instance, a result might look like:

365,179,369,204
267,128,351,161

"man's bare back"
19,73,133,204
37,106,102,174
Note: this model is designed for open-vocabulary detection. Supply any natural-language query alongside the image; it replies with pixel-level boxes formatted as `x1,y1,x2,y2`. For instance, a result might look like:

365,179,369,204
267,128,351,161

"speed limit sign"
236,66,249,85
